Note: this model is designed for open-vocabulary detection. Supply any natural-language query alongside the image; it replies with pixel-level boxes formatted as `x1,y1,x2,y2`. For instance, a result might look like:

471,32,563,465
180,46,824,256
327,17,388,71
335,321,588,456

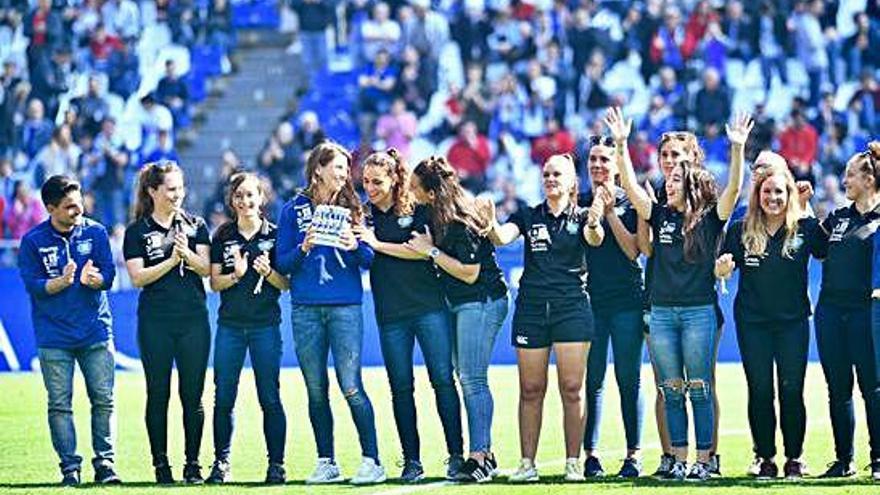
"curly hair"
412,155,488,242
361,148,414,217
304,141,364,223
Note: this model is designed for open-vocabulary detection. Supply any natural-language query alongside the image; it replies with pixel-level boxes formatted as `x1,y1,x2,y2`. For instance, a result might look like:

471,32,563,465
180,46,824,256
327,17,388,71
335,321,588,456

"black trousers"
138,311,211,466
735,318,809,460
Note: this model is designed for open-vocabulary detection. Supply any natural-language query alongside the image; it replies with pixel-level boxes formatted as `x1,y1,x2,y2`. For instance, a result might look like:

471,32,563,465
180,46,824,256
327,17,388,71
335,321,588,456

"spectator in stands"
813,90,847,138
358,48,397,115
156,59,191,130
394,45,432,116
138,93,174,158
69,75,109,138
721,0,754,62
447,120,490,192
107,37,140,99
849,70,880,135
101,0,140,39
460,63,492,134
694,67,731,131
30,44,72,121
756,2,788,92
793,0,829,106
577,50,610,120
815,173,848,218
567,7,599,88
683,0,718,61
143,128,178,164
23,0,63,69
748,101,776,162
206,0,235,58
360,2,400,63
33,124,80,186
0,61,27,157
530,116,574,166
259,121,303,199
490,73,527,140
0,157,14,201
650,5,687,73
630,130,658,181
21,99,54,159
295,111,325,153
91,117,129,227
5,179,46,240
779,109,819,184
170,1,198,47
818,122,854,178
844,12,880,80
451,0,492,65
399,0,449,88
640,96,678,144
88,23,122,71
654,66,686,124
376,98,417,159
292,0,334,77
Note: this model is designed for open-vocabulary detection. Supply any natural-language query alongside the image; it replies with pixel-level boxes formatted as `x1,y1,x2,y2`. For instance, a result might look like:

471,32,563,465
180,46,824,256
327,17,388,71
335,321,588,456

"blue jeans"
213,324,286,465
815,302,880,460
38,341,115,474
874,300,880,384
585,309,645,452
292,304,379,461
450,295,509,453
649,305,717,451
379,310,463,461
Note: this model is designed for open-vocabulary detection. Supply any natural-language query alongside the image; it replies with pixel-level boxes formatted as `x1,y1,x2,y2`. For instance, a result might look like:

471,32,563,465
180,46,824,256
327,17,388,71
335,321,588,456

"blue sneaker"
400,459,425,484
618,458,642,478
584,456,604,478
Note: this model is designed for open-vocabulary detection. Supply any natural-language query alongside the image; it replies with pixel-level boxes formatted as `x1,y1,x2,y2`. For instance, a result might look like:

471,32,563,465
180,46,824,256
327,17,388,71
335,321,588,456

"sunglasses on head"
588,135,614,147
660,131,691,142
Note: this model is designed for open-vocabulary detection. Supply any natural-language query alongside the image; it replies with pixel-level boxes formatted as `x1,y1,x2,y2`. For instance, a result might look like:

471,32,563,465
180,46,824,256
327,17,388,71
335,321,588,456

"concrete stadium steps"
178,29,305,211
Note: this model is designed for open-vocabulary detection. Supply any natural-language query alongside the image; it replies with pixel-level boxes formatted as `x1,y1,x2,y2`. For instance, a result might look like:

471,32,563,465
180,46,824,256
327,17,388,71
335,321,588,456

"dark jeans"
138,312,211,466
736,318,809,459
873,300,880,384
815,302,880,461
213,324,286,465
379,310,464,461
292,304,379,461
38,341,116,474
584,308,645,452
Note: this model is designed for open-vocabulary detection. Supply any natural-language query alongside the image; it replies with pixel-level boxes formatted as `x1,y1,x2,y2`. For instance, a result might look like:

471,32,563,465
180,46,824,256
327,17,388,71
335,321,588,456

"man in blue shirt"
18,175,120,486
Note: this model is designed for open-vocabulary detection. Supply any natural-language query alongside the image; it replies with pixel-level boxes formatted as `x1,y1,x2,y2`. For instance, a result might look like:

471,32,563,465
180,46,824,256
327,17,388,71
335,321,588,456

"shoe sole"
402,473,426,484
305,476,345,484
508,475,539,483
350,474,387,485
564,475,586,482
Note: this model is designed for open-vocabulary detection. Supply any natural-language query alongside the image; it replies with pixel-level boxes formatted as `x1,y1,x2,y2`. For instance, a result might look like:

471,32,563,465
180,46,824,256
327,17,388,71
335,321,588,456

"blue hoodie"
18,217,116,349
276,194,373,305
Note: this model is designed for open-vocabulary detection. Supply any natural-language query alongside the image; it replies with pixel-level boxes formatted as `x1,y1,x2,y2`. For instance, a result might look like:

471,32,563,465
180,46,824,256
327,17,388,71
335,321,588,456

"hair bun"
386,148,399,159
868,141,880,160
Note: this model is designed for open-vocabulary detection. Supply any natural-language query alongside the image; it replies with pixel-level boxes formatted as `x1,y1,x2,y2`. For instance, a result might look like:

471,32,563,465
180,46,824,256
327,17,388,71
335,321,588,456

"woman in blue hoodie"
276,141,385,485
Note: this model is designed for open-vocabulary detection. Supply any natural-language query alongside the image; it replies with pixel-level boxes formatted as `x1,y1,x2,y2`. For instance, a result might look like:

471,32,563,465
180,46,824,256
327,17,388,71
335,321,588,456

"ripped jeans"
649,304,718,451
292,304,379,461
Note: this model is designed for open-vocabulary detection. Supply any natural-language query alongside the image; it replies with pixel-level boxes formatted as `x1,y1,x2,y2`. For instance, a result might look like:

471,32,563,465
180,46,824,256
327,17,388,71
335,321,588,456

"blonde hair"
742,161,802,258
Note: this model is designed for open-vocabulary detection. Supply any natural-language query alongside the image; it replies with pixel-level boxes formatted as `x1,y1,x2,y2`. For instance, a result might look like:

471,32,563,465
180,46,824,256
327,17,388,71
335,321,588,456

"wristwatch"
428,247,441,259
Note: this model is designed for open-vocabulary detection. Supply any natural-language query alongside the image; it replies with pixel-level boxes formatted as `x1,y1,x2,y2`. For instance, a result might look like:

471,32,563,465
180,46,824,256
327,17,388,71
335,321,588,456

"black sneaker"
61,470,80,486
445,455,465,480
654,454,675,477
584,455,604,477
155,464,174,484
708,454,721,476
870,459,880,481
94,464,122,484
783,458,807,480
686,461,711,482
265,463,286,484
618,458,642,478
454,458,492,483
183,462,204,484
205,460,230,484
485,452,499,476
756,459,778,480
400,459,425,483
819,459,855,478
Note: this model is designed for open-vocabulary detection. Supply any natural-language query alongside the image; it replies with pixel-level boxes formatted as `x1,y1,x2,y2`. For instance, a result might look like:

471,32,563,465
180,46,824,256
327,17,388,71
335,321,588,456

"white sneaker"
508,459,539,483
306,458,344,484
350,457,386,485
564,458,585,482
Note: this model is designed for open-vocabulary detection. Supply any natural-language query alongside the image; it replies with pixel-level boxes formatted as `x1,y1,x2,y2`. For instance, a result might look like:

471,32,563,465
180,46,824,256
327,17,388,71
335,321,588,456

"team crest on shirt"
829,218,849,242
398,216,413,228
528,224,551,252
566,220,579,235
658,220,677,244
38,246,61,277
76,239,93,256
222,242,241,268
295,204,313,232
144,232,168,260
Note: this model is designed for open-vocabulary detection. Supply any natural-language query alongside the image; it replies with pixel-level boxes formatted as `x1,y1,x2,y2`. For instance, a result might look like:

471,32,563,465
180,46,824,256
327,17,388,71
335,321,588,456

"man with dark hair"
17,175,120,486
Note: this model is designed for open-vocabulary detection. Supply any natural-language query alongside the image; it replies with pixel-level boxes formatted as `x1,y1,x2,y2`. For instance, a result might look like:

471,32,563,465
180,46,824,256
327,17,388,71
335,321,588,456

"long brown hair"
659,131,706,168
674,162,719,262
742,159,802,258
304,141,363,223
412,155,488,242
132,160,183,220
362,148,414,217
216,172,267,241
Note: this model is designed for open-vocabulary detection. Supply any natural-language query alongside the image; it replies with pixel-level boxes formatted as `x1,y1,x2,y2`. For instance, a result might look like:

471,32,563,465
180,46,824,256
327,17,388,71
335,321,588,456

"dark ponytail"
132,160,182,220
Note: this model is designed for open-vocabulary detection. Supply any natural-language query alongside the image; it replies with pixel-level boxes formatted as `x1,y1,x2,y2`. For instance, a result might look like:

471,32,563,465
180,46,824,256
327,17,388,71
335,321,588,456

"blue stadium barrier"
0,244,823,372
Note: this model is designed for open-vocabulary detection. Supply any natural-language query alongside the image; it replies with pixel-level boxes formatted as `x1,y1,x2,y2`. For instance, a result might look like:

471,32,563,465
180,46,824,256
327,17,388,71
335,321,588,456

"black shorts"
511,296,595,349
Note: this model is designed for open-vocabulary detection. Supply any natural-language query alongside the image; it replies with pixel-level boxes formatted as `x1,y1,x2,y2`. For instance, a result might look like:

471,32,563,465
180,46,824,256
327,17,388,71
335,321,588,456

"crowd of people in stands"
0,0,235,253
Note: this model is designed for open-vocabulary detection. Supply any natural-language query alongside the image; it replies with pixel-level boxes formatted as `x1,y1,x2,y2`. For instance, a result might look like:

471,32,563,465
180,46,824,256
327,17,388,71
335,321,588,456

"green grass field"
0,363,877,494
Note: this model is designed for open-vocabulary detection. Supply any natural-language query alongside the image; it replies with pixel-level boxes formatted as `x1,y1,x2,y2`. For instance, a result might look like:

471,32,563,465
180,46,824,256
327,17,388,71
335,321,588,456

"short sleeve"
802,216,826,258
720,221,743,266
445,224,480,265
210,235,223,264
508,207,528,237
649,203,664,230
194,218,210,246
123,223,145,260
620,205,638,233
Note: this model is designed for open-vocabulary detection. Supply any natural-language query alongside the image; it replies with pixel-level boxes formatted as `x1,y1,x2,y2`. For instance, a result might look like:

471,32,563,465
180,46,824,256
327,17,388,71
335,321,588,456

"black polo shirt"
721,218,819,324
368,204,445,324
210,220,282,329
509,201,589,301
436,222,508,307
649,203,724,307
123,213,210,317
815,203,880,308
578,189,644,312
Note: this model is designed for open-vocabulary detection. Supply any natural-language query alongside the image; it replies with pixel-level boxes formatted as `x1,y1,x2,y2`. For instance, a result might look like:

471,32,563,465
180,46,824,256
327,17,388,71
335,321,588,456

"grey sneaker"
508,459,539,483
306,458,344,484
446,455,465,480
206,460,230,484
400,459,425,484
350,457,386,485
653,453,675,477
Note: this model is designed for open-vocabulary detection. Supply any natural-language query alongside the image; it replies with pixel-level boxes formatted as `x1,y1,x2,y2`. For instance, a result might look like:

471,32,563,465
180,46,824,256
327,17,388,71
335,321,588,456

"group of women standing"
120,105,880,484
